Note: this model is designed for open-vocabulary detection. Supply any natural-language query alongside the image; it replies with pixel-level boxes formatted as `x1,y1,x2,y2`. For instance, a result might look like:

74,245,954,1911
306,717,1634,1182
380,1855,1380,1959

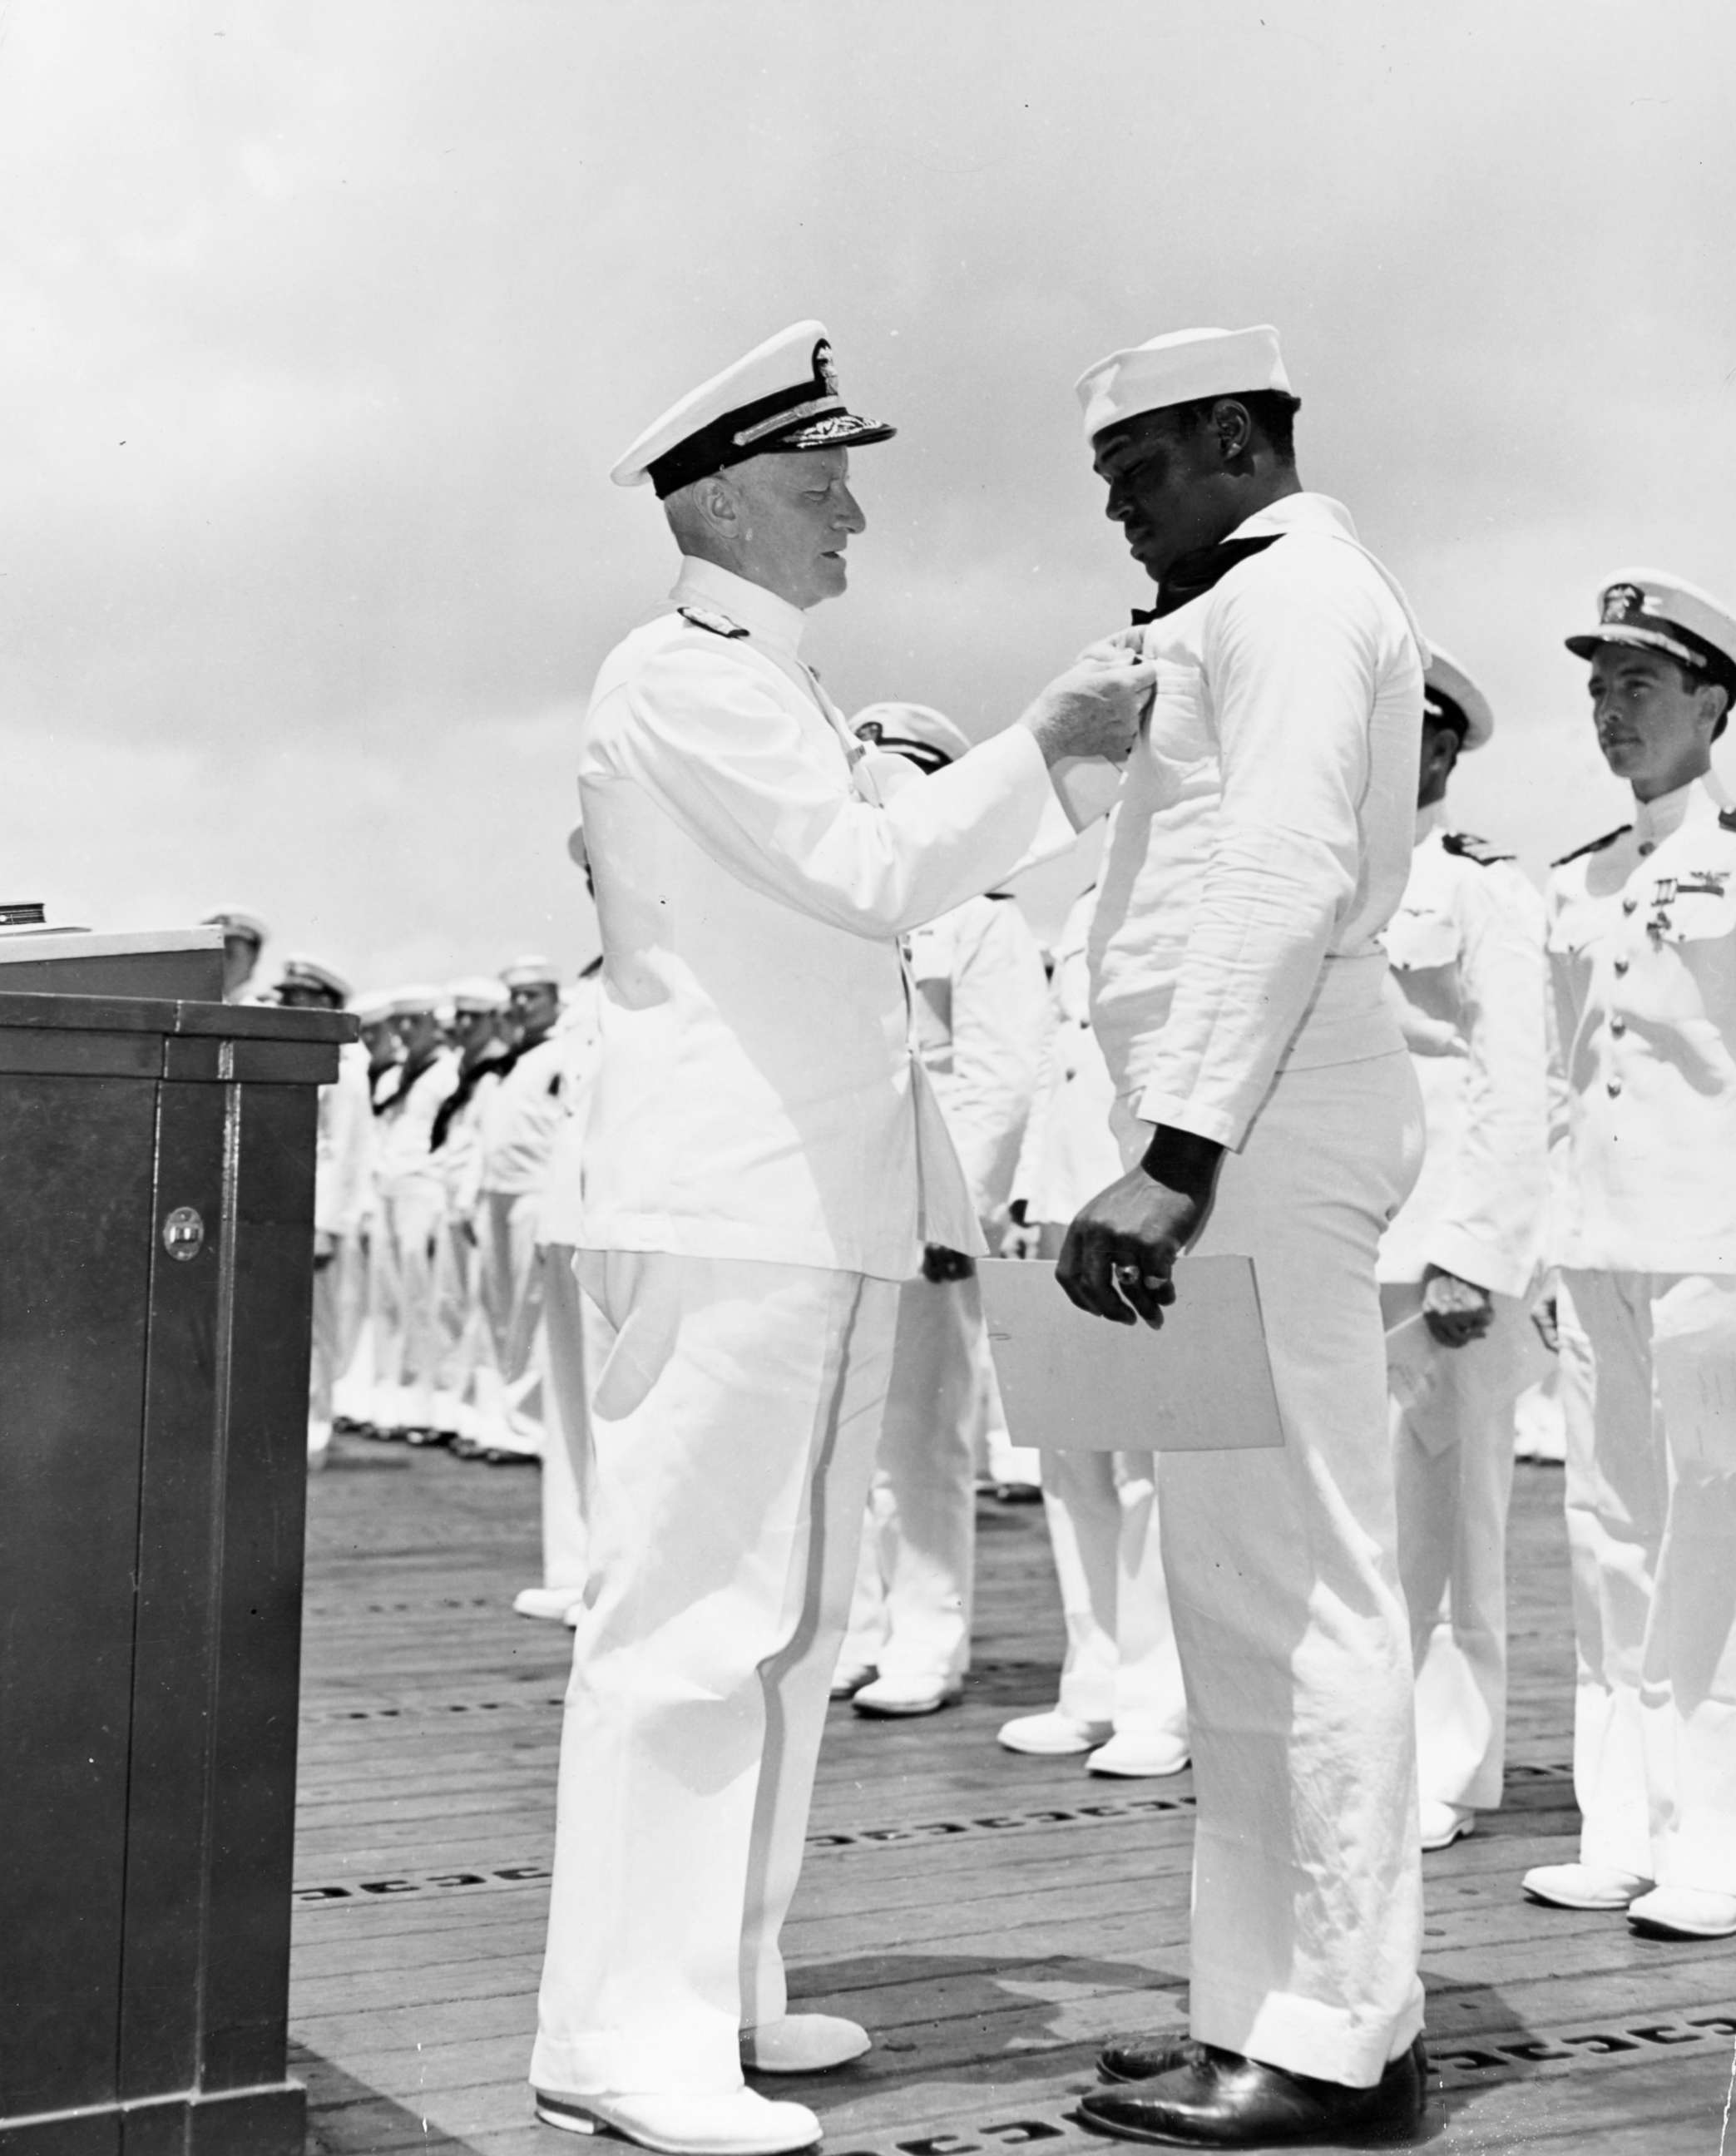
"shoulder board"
1720,808,1736,834
984,889,1015,901
1551,823,1631,868
676,604,749,640
1442,831,1514,867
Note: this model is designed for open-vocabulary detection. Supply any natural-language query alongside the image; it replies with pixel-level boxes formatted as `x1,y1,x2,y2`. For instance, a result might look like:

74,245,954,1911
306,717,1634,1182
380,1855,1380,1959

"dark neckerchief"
378,1044,439,1115
1130,532,1284,625
429,1045,512,1153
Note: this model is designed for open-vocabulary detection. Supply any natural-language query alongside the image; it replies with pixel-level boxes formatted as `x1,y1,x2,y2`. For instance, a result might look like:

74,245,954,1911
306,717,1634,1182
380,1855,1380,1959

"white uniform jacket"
1012,880,1123,1224
1547,774,1736,1275
575,557,1074,1281
1377,809,1549,1298
314,1041,377,1240
1089,493,1427,1145
908,893,1050,1229
537,972,605,1249
478,1034,568,1197
374,1049,461,1202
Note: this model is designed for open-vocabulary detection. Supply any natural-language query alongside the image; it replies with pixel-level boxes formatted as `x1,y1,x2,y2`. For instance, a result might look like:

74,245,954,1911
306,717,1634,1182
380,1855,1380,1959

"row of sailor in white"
997,877,1190,1777
1375,652,1551,1848
836,704,1051,1716
1530,568,1736,1936
1074,324,1430,2087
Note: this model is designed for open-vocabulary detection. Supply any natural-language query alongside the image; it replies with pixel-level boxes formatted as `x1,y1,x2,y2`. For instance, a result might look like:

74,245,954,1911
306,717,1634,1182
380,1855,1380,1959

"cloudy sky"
3,0,1734,991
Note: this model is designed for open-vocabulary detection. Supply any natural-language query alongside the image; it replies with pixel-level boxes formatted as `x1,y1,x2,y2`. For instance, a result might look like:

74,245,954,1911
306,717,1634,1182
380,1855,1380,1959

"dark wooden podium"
0,986,353,2156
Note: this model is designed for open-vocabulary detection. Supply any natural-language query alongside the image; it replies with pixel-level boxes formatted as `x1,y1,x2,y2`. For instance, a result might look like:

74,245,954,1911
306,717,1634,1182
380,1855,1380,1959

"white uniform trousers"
537,1245,606,1590
1384,1285,1541,1812
368,1185,444,1432
532,1251,899,2099
308,1234,366,1455
473,1189,547,1456
1120,1051,1426,2088
842,1271,980,1684
429,1221,482,1440
1556,1268,1736,1893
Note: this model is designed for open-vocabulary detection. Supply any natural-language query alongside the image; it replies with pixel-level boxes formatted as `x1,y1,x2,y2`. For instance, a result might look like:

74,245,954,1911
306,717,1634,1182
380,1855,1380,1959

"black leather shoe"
1099,2035,1204,2084
1076,2035,1427,2145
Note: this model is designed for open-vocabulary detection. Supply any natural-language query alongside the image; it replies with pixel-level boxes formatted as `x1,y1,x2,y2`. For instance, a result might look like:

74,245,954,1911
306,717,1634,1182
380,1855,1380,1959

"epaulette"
1551,824,1631,868
1442,831,1515,867
677,604,749,640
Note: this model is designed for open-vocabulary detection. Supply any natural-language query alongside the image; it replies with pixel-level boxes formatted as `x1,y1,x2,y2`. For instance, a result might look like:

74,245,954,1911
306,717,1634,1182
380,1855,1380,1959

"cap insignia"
814,339,838,396
677,604,749,640
1601,582,1645,624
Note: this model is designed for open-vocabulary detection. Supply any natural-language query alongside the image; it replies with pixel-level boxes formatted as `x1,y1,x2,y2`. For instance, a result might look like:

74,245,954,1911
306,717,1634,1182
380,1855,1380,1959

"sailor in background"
835,702,1051,1717
201,905,270,1002
530,318,1147,2156
276,956,373,1467
368,986,460,1440
1523,571,1736,1941
1377,650,1549,1852
1060,324,1431,2148
430,978,513,1448
471,955,568,1462
332,989,399,1432
997,878,1190,1776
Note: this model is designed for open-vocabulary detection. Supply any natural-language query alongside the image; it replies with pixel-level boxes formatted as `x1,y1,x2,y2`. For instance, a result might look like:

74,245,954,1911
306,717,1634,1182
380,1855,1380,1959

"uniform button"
1638,841,1654,857
1610,1016,1626,1036
1622,897,1638,914
1613,957,1629,976
1607,1079,1622,1097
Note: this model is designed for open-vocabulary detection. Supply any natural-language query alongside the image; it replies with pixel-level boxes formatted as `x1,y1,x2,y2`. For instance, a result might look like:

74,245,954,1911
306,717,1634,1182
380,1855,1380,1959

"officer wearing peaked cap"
528,319,1151,2155
201,906,270,1001
1377,648,1550,1855
1521,571,1736,1941
1057,325,1433,2146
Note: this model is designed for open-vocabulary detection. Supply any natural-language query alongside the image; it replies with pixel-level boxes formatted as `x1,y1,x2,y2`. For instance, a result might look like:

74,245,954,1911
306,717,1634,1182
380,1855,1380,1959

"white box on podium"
978,1255,1284,1454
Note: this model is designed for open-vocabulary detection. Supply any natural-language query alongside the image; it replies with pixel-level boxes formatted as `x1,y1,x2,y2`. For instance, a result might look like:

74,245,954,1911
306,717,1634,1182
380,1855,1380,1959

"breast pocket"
1647,880,1736,1024
1140,659,1214,799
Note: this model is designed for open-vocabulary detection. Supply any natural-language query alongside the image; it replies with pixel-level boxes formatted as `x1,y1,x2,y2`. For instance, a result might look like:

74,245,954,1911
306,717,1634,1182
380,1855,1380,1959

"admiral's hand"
1019,651,1155,768
1421,1266,1494,1348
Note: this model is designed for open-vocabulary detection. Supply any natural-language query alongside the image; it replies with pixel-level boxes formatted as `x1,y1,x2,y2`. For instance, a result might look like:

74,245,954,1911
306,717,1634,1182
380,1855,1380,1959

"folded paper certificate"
978,1255,1283,1454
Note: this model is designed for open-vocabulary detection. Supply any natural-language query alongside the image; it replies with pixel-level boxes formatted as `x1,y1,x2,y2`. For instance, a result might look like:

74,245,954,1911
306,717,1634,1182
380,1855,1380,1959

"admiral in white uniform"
528,321,1151,2156
1061,327,1431,2149
836,702,1051,1718
1522,571,1736,1942
1377,652,1550,1852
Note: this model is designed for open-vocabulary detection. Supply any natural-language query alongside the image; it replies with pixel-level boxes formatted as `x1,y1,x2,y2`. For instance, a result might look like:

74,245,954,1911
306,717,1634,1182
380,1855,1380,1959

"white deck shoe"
534,2088,820,2154
1627,1886,1736,1938
1420,1800,1476,1851
1521,1861,1651,1911
740,2013,871,2072
997,1710,1112,1756
1086,1729,1189,1778
828,1662,877,1701
851,1673,961,1717
513,1585,586,1622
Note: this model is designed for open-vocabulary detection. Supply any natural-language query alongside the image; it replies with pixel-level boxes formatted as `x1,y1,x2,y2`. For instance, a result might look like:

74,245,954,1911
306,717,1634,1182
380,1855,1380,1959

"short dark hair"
1164,388,1303,463
1664,654,1734,741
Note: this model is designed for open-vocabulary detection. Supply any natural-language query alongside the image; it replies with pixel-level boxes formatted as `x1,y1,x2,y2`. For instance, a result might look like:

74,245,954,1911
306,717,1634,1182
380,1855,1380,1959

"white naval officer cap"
1074,325,1292,446
852,701,973,773
448,976,510,1014
501,954,561,990
200,904,270,943
1423,648,1495,753
276,952,354,1002
610,319,896,497
1565,569,1736,695
388,985,443,1019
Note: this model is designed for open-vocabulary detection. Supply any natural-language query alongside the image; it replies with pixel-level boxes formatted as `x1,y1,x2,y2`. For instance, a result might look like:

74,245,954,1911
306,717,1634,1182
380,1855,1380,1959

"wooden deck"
292,1446,1736,2156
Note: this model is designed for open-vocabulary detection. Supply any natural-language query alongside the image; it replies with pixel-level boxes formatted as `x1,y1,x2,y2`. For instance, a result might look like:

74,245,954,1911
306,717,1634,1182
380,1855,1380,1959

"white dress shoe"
1627,1885,1736,1938
828,1662,877,1701
740,2012,871,2072
997,1709,1113,1756
534,2087,820,2154
852,1673,961,1717
1521,1861,1651,1911
514,1585,586,1622
1086,1729,1189,1778
1420,1800,1476,1851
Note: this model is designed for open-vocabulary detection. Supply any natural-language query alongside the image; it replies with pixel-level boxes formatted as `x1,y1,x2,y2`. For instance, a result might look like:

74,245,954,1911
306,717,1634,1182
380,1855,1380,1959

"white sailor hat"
388,984,443,1019
448,976,510,1014
1565,568,1736,692
200,904,270,942
1074,325,1292,447
276,952,354,1002
351,990,395,1026
611,319,895,497
501,953,561,991
852,702,973,773
1422,648,1495,752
